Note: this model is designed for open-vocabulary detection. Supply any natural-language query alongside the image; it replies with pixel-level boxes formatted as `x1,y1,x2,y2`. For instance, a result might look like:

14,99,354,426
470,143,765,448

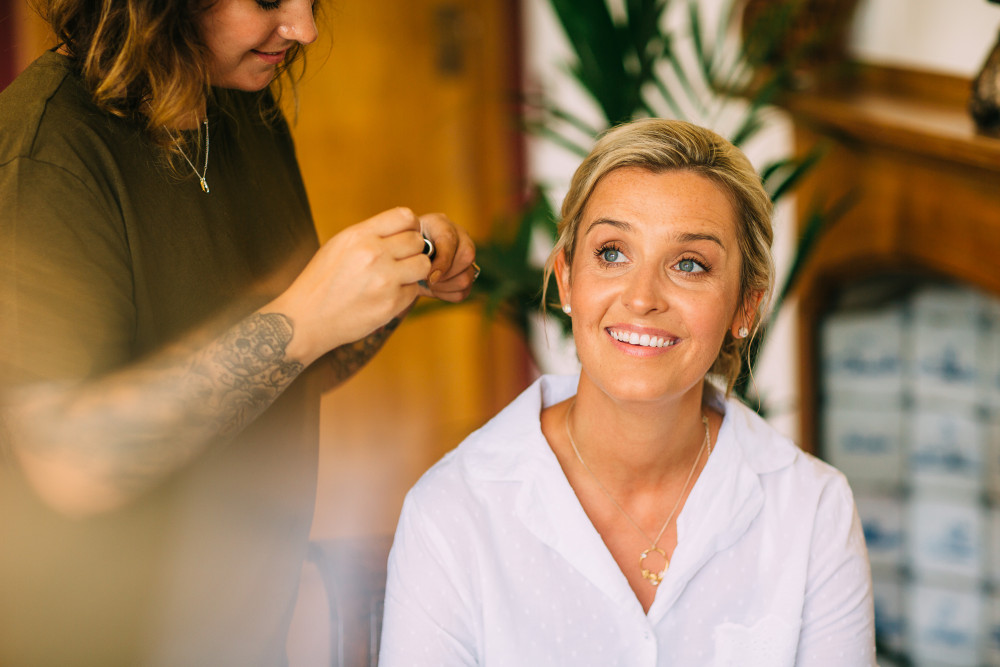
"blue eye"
597,246,628,264
676,258,706,273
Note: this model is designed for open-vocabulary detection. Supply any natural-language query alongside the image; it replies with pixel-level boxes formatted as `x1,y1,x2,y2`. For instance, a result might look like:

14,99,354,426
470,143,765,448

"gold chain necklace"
565,399,710,586
166,119,211,193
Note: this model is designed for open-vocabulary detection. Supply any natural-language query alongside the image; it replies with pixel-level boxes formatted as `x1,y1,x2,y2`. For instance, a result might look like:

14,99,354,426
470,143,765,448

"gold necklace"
565,399,710,586
166,119,211,193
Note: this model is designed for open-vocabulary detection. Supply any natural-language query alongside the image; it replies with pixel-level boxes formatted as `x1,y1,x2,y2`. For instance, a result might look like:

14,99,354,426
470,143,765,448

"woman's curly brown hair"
35,0,312,155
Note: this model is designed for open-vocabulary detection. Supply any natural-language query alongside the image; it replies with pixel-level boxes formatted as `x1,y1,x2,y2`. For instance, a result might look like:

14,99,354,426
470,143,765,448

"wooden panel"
1,0,14,87
291,0,530,540
2,0,53,88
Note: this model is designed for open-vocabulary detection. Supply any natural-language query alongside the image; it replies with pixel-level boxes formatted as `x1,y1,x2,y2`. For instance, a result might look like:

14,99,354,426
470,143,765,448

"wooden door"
1,0,53,89
287,2,528,662
290,0,528,541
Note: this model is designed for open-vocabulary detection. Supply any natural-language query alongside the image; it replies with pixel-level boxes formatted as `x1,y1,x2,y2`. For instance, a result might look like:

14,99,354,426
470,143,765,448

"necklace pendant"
199,177,210,194
639,547,668,586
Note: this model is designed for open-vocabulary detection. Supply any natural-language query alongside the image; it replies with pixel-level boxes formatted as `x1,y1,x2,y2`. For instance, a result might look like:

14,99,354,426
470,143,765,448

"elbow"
3,394,142,518
16,450,134,518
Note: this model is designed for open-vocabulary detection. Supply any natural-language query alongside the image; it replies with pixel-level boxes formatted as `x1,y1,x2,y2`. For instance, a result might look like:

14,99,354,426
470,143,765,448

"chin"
235,77,277,92
588,374,694,406
214,69,278,92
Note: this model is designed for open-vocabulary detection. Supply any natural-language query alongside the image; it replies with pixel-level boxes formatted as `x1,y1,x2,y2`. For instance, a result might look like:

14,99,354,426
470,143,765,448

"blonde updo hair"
543,118,774,394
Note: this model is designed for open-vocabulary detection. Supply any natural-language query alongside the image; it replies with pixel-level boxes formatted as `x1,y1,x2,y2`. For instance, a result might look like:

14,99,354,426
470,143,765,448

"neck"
568,383,710,488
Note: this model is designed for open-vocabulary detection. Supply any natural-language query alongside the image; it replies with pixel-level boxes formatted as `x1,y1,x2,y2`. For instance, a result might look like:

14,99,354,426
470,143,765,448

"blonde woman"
0,0,475,664
380,119,875,666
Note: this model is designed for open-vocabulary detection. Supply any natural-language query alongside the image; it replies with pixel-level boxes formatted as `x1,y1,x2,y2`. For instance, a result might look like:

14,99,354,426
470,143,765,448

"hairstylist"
0,0,476,664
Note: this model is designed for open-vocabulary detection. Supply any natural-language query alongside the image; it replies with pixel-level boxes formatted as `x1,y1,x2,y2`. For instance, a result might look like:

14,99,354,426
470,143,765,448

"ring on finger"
421,236,436,260
472,262,481,281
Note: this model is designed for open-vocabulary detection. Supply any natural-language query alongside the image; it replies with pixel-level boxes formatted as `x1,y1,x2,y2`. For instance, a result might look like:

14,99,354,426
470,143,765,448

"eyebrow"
585,218,632,235
677,232,725,249
584,219,726,249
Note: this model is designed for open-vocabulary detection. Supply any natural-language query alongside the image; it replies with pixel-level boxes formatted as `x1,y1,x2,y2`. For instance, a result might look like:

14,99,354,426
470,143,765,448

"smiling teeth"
609,330,676,348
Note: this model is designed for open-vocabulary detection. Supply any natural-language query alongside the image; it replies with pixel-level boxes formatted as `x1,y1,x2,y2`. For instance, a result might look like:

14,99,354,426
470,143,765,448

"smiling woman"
545,118,775,395
554,168,749,407
196,0,317,93
379,119,876,666
43,0,317,136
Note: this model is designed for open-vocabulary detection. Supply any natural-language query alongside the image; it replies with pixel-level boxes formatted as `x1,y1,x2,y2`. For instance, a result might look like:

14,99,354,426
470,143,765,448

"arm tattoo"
322,316,403,389
189,312,305,439
9,312,306,501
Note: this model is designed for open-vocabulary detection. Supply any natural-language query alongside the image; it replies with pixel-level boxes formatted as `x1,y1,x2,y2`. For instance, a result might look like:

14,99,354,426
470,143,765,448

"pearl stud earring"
737,326,749,338
562,304,572,315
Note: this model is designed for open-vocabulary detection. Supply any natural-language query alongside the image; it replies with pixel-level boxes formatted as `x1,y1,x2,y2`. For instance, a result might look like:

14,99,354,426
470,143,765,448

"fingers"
361,209,476,305
420,213,458,283
418,261,479,302
396,252,433,287
383,228,426,260
274,210,436,357
366,206,422,237
419,212,476,285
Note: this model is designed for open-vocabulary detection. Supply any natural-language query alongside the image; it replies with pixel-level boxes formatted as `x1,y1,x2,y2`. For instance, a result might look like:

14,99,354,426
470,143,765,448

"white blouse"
379,375,875,666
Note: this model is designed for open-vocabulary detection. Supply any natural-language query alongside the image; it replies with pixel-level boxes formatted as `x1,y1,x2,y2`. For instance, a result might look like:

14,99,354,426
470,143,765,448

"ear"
554,249,572,312
731,290,764,337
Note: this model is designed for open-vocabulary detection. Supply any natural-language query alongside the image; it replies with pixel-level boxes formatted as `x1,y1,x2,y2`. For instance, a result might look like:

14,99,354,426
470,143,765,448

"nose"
622,264,668,315
277,0,318,45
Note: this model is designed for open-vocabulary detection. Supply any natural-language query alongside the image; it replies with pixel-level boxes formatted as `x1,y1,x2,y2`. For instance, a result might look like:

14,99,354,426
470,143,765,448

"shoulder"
1,53,120,164
402,374,575,515
0,54,143,220
722,396,854,502
0,53,75,133
714,400,864,570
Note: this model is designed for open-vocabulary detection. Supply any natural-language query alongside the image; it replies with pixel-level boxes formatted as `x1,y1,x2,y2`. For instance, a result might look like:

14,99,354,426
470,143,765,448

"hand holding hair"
266,207,432,365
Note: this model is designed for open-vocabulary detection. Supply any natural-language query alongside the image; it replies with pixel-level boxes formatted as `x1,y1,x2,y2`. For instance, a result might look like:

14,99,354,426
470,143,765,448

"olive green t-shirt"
0,52,322,665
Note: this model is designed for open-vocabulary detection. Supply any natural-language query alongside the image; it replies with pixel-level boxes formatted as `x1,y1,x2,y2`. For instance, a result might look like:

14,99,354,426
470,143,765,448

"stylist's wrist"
258,292,339,368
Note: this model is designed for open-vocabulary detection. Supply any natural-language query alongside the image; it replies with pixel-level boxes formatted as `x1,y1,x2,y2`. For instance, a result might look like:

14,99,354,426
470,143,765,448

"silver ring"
421,237,436,259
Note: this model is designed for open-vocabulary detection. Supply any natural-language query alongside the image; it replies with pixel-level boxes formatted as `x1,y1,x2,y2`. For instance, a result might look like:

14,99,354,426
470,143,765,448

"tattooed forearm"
321,316,403,390
189,313,304,439
5,311,307,511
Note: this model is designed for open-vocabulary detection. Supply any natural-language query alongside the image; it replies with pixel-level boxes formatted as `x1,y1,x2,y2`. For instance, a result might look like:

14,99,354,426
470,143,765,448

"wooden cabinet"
784,65,1000,452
